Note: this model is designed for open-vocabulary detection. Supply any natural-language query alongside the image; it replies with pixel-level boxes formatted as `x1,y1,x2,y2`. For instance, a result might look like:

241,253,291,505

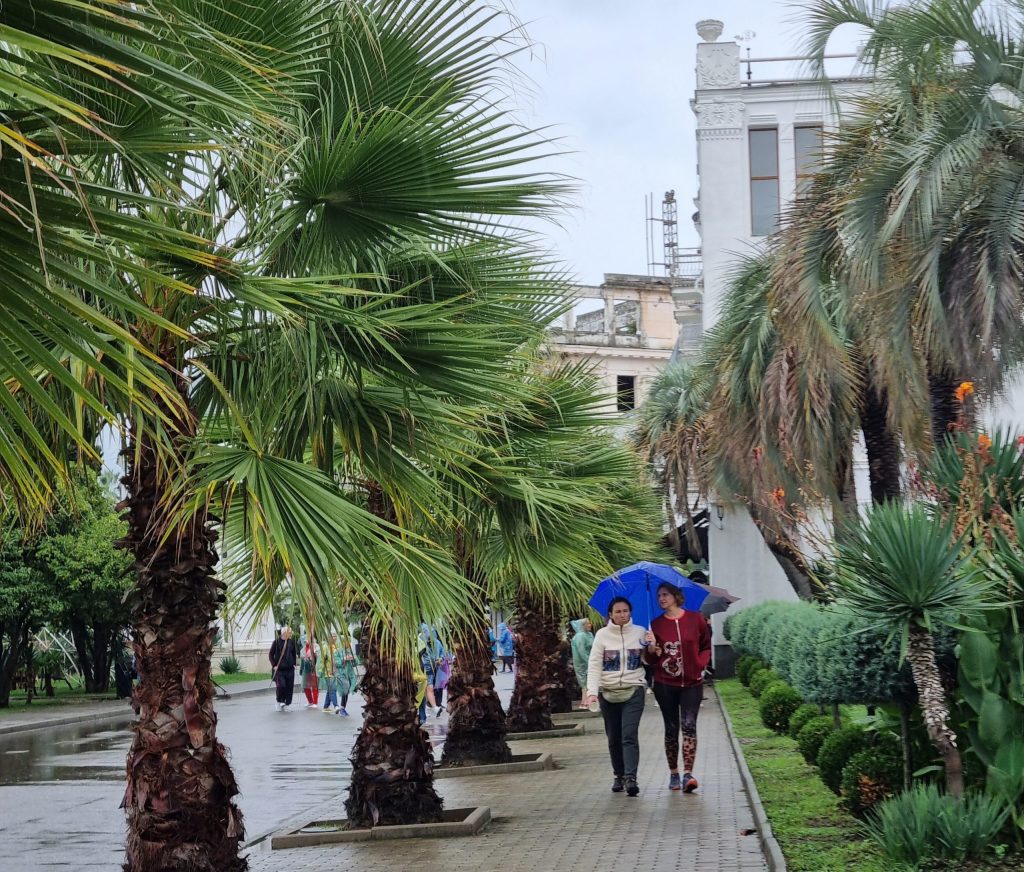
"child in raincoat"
317,633,344,712
570,618,594,709
335,644,358,717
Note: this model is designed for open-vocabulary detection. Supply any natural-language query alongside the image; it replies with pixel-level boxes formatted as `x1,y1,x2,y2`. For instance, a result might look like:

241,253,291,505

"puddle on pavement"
0,721,129,786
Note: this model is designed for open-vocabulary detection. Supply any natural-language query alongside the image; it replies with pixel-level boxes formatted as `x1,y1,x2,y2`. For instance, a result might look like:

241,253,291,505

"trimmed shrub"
219,656,242,675
796,715,835,765
748,668,776,698
840,739,902,818
817,725,869,794
737,656,766,686
787,703,819,740
861,784,1010,866
759,681,803,733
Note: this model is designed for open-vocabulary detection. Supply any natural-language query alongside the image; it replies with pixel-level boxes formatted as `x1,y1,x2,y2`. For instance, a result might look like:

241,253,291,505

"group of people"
268,626,359,715
584,582,712,797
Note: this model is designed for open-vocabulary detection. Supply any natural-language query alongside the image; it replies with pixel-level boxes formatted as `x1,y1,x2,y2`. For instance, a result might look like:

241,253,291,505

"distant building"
548,269,702,414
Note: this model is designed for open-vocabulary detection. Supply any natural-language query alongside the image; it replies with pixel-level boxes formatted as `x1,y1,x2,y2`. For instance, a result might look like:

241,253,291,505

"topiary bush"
787,703,819,740
748,668,777,698
797,715,835,764
817,724,869,794
759,681,803,733
840,736,902,818
737,656,766,686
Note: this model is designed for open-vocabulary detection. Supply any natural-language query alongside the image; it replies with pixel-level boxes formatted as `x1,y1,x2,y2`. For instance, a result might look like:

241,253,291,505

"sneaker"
275,702,283,712
625,777,639,797
682,773,699,793
669,773,681,791
435,707,444,718
282,704,292,711
338,707,349,717
611,776,624,793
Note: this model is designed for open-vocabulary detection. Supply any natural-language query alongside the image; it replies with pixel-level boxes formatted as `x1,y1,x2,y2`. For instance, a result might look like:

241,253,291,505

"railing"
739,52,866,87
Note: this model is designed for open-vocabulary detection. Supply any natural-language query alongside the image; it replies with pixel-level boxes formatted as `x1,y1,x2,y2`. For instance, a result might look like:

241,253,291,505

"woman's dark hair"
607,596,632,617
656,582,685,606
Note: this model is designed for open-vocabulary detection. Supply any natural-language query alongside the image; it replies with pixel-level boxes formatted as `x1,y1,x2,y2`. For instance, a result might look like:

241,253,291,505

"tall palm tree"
832,502,1002,797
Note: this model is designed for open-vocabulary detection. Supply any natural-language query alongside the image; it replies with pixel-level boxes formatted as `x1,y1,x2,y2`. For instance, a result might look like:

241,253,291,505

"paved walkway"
247,686,767,872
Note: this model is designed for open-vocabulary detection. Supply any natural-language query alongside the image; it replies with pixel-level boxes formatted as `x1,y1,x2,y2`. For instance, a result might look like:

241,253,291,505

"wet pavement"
0,674,490,870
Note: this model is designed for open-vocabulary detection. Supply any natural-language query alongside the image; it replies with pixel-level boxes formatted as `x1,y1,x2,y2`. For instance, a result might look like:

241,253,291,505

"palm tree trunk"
928,365,961,445
120,424,245,872
548,637,577,715
345,620,442,827
859,383,901,504
506,591,558,732
906,626,964,798
441,617,511,767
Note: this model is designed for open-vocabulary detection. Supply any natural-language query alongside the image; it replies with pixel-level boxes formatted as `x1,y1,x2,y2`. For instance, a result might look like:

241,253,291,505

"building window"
616,375,636,412
795,125,824,197
749,128,779,237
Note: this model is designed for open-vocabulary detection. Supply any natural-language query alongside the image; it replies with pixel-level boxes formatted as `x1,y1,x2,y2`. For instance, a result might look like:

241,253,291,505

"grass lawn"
215,671,271,685
717,678,890,872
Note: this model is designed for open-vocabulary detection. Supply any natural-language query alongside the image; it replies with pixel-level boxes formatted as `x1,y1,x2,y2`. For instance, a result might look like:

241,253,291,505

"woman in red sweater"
644,581,712,793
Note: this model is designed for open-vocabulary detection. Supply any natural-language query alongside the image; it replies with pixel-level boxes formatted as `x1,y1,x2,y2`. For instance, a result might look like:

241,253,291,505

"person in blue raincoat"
496,622,515,673
335,641,358,717
570,618,594,709
418,623,449,720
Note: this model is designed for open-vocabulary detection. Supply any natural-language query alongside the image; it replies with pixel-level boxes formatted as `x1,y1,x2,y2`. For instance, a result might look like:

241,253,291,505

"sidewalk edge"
713,685,787,872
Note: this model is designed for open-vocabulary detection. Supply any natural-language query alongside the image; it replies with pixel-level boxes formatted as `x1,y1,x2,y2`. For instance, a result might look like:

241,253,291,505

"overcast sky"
509,0,863,285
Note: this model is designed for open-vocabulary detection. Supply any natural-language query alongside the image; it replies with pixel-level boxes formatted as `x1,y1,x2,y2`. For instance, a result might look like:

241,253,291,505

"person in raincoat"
496,622,515,673
318,632,343,712
336,642,358,717
570,618,594,709
418,623,449,720
299,635,319,707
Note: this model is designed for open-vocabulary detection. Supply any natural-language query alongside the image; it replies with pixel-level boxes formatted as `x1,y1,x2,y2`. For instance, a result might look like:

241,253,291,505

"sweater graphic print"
602,647,643,672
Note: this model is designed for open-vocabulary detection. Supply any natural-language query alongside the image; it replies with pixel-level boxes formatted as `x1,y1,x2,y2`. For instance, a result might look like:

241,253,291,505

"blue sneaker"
338,707,349,717
669,773,681,791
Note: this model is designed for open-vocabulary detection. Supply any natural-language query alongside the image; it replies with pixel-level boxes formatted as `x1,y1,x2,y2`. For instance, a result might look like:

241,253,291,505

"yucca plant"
832,503,1003,796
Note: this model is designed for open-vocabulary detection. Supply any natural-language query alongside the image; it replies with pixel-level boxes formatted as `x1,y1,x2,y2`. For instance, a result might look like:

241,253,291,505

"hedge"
817,725,869,794
759,681,803,734
797,715,835,765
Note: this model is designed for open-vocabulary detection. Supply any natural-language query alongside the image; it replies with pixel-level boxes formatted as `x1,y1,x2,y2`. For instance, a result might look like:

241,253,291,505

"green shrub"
796,716,835,764
219,656,243,675
748,668,776,698
816,725,869,794
759,681,803,733
737,656,766,686
787,703,819,740
840,740,902,818
861,784,1010,867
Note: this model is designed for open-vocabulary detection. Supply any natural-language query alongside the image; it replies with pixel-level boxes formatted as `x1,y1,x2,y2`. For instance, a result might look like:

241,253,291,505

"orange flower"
977,433,992,451
954,381,975,403
1017,435,1024,448
771,487,786,507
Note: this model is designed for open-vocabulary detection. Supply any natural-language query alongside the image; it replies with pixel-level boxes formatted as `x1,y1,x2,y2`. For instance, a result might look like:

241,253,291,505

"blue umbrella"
588,561,711,629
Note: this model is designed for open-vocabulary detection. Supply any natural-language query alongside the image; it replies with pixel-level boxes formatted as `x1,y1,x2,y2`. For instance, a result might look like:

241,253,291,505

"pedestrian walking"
644,581,712,793
570,618,594,709
418,624,449,720
496,622,515,673
585,597,648,797
336,643,357,716
269,626,298,711
319,633,342,712
300,636,319,707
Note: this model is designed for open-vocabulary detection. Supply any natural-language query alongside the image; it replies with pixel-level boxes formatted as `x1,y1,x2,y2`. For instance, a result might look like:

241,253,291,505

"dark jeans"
275,668,295,706
653,682,703,771
599,686,645,778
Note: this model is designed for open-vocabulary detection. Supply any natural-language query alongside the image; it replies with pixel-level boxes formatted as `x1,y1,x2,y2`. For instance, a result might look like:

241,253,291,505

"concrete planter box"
554,708,602,721
270,806,490,849
435,751,554,778
506,722,585,741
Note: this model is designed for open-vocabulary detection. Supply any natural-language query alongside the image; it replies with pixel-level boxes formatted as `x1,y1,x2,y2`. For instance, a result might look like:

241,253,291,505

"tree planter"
434,751,554,778
270,807,490,849
506,722,584,741
553,707,602,721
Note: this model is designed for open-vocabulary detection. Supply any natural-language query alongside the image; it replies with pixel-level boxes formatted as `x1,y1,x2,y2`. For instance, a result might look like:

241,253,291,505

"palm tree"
790,0,1024,446
831,502,1001,797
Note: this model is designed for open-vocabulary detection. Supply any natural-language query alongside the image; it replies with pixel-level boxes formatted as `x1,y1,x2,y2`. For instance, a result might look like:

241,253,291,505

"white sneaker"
282,704,292,711
275,702,283,711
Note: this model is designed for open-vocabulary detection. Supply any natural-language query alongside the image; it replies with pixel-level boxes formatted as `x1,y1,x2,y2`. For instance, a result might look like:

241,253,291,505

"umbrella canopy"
588,562,728,628
699,584,740,618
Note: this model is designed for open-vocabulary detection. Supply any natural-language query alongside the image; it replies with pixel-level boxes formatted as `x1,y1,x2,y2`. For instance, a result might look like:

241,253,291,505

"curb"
714,686,787,872
0,683,271,737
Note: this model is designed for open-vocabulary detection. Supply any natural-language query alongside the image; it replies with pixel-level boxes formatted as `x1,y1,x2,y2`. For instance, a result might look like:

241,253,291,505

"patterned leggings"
653,682,703,772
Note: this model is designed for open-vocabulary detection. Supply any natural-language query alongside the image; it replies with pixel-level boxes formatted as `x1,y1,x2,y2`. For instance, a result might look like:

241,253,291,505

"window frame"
794,124,824,197
748,127,780,237
616,374,636,413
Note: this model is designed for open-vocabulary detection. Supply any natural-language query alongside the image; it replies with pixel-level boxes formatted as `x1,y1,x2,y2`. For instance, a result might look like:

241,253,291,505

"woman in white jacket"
585,597,650,796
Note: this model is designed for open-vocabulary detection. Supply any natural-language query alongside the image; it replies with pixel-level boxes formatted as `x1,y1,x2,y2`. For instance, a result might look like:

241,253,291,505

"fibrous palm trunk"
859,383,901,504
120,403,245,871
906,625,963,797
548,637,577,715
345,620,443,827
505,592,559,732
928,365,961,445
441,618,511,767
